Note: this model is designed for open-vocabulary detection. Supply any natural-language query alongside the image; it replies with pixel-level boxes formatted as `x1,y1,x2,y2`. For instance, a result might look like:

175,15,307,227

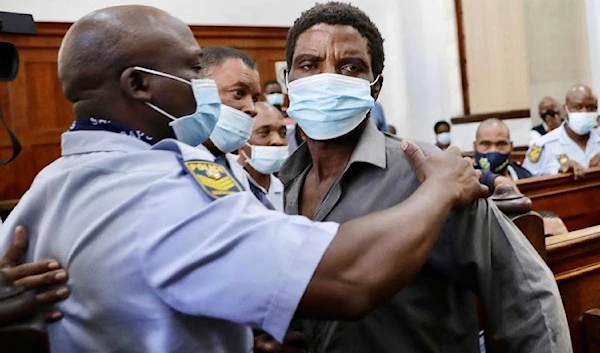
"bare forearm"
299,180,454,318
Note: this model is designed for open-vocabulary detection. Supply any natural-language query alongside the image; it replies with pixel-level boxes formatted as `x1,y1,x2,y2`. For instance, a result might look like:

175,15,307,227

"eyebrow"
292,53,322,66
339,56,369,69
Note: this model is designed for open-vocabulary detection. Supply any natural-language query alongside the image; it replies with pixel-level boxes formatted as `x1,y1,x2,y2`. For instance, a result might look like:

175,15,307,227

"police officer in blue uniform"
524,85,600,177
0,5,487,353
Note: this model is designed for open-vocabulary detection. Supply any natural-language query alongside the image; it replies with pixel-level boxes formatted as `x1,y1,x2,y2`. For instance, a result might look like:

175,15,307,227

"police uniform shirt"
0,130,338,353
279,120,570,353
246,172,285,212
523,123,600,176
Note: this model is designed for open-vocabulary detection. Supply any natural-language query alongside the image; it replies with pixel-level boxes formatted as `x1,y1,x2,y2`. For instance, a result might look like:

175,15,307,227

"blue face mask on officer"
134,66,221,147
286,73,379,140
209,105,255,154
474,151,511,174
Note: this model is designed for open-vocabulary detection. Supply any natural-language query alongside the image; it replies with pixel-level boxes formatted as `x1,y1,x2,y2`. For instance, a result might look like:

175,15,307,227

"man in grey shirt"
272,2,571,353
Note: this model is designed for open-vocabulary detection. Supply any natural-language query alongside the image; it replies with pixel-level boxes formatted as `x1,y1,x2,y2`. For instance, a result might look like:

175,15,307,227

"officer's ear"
120,67,152,103
371,75,383,101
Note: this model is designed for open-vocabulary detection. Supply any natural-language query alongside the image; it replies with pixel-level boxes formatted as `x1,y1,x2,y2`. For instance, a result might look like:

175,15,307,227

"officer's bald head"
57,6,205,140
476,118,510,140
58,5,199,103
564,84,598,113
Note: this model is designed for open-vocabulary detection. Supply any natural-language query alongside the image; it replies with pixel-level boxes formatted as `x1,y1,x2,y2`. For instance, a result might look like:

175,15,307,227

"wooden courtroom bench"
546,226,600,353
515,167,600,231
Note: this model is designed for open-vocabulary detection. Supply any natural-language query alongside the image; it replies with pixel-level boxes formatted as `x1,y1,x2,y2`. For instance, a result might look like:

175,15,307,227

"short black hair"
286,2,385,78
263,79,281,90
199,46,256,71
434,120,451,133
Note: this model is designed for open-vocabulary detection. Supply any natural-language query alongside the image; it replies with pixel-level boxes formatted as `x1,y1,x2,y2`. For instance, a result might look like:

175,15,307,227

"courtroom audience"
474,118,532,180
530,97,563,146
263,79,286,112
524,84,600,177
434,120,452,150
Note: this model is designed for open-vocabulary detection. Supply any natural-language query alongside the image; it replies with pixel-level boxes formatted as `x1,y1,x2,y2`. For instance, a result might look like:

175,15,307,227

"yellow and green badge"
183,161,242,200
528,145,543,163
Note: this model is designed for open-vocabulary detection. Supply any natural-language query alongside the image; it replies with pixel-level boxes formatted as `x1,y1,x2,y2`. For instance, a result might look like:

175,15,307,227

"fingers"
13,268,67,290
401,140,426,168
479,184,490,198
35,285,70,306
0,225,29,269
3,260,62,282
44,310,64,323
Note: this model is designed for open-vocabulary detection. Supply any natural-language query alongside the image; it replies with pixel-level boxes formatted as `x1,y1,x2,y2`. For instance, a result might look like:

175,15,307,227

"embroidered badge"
557,154,570,165
478,157,490,170
528,145,543,163
183,161,242,200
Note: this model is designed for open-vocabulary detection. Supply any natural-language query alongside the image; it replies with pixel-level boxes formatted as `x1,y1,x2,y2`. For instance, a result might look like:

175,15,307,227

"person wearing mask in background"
257,3,570,353
529,97,563,146
369,101,388,132
238,102,288,211
474,118,532,180
524,84,600,177
434,120,451,150
195,46,261,191
264,79,286,112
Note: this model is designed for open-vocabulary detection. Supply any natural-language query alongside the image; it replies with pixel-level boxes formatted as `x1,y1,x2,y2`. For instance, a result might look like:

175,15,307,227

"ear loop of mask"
133,66,193,122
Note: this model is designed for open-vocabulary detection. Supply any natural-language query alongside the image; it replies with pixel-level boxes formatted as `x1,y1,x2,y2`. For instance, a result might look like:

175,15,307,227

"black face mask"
541,109,559,120
474,152,511,175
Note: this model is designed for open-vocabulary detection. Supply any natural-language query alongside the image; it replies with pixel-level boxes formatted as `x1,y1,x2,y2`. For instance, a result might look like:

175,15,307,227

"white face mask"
242,143,289,175
286,73,378,140
265,93,285,106
567,108,597,135
436,132,451,145
210,105,255,153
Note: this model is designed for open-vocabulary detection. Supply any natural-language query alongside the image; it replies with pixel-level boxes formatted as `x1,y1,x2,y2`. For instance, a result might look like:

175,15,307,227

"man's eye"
300,63,316,71
342,64,358,73
234,90,244,98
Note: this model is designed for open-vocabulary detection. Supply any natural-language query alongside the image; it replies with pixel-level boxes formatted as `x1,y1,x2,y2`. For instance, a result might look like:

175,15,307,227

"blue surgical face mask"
286,73,378,140
210,104,255,153
134,66,221,147
242,142,289,174
265,93,285,106
566,108,597,135
474,151,511,174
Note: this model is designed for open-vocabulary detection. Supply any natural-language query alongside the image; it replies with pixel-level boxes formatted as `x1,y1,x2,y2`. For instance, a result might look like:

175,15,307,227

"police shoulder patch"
557,154,570,165
183,161,243,200
528,144,543,163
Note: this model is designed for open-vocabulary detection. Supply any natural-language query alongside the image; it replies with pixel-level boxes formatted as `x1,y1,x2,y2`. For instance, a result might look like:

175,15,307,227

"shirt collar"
558,123,600,146
279,119,387,185
62,130,153,156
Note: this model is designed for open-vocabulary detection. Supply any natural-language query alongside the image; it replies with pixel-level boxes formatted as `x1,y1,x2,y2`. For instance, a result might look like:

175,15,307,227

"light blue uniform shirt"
0,130,338,353
523,123,600,176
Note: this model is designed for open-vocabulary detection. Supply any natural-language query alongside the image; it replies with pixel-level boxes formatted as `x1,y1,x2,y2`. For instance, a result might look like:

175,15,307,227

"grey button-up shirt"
279,120,571,353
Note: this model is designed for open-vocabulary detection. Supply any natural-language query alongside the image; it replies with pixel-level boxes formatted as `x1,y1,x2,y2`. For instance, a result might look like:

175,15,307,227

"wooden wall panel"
0,23,288,200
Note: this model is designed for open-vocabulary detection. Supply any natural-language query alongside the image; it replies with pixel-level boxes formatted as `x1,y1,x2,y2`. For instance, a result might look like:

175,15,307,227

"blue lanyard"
69,117,156,145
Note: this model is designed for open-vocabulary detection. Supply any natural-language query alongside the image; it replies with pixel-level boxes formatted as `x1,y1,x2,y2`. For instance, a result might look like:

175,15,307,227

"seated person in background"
529,96,563,146
263,79,286,113
369,101,388,132
524,84,600,178
434,120,451,150
387,124,397,135
238,102,288,212
538,211,569,236
474,118,532,180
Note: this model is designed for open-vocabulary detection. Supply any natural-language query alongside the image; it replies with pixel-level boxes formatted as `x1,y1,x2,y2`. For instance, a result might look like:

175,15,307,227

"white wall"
3,0,465,144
